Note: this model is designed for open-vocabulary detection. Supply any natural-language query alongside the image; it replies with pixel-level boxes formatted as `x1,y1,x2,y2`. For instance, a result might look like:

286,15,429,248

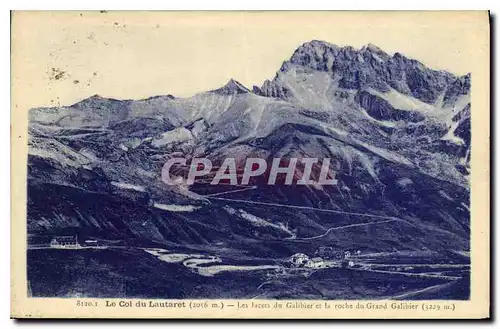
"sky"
12,11,487,108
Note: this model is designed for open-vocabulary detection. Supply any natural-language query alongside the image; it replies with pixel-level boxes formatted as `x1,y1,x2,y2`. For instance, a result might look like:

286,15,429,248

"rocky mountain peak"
362,43,385,53
211,79,250,95
261,40,464,105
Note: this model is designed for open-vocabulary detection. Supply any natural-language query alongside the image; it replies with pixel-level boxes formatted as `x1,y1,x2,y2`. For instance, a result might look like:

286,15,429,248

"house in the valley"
289,253,309,267
50,236,81,249
305,257,325,269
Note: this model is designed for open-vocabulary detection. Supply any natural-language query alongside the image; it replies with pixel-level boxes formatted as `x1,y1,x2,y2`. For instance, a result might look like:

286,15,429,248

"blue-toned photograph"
26,36,471,301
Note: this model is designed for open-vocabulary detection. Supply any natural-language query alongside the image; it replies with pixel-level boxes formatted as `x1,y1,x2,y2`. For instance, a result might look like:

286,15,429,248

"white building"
305,257,325,269
50,236,81,249
289,253,309,267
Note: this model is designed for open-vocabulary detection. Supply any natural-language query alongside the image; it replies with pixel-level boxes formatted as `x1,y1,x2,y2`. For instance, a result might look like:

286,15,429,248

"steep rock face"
252,40,471,185
26,41,471,254
267,40,457,105
354,90,425,123
257,41,469,111
444,74,471,107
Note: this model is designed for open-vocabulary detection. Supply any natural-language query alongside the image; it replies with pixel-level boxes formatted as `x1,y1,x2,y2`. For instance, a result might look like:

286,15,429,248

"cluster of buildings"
289,253,325,269
49,236,103,249
288,247,361,269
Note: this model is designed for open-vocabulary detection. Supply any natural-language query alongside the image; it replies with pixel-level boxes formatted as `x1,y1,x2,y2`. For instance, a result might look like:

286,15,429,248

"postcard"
11,11,490,319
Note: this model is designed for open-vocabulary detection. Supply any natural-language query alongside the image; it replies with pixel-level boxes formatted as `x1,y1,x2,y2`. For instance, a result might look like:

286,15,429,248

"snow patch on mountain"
151,127,193,147
366,87,436,114
153,203,200,212
111,181,146,192
441,120,465,145
224,206,295,238
274,67,335,110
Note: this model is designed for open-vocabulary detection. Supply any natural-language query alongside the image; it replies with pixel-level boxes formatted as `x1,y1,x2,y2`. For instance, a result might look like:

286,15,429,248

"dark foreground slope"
28,248,469,300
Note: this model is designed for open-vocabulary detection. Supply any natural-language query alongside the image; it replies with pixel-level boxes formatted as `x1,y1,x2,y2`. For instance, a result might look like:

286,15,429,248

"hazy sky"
12,11,487,108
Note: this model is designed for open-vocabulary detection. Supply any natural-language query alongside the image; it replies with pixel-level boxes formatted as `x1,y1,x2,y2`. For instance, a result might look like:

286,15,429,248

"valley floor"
26,246,470,300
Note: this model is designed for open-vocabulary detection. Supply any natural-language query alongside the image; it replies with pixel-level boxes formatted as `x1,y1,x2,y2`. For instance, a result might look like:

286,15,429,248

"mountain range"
27,40,471,258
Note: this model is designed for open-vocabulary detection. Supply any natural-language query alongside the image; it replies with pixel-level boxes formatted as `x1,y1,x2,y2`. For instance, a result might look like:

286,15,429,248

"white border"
3,1,497,328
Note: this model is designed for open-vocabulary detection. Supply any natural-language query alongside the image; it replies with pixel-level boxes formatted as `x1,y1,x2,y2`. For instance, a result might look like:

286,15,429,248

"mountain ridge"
36,42,469,108
26,40,471,258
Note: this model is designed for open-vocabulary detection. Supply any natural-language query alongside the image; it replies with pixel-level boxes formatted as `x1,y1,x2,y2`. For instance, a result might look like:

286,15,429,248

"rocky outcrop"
261,40,460,105
355,90,426,123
